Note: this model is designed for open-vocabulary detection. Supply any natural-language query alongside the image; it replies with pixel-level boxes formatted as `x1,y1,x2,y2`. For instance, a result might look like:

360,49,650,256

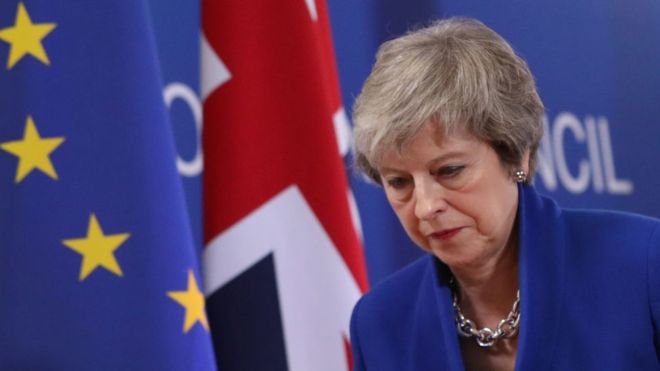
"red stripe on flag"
343,333,354,371
202,0,368,292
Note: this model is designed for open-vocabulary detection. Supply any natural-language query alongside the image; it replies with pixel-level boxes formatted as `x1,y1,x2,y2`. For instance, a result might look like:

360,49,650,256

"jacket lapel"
408,257,466,370
514,184,566,370
433,260,467,371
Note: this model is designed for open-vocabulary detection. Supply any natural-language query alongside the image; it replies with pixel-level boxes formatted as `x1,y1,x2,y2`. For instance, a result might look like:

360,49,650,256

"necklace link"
451,281,521,348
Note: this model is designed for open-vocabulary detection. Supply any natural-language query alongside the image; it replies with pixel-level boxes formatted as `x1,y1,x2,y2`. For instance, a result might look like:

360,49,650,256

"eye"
434,165,465,178
386,176,411,190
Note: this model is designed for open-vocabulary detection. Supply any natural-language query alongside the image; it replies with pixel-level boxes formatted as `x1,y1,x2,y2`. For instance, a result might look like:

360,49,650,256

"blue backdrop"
147,0,660,286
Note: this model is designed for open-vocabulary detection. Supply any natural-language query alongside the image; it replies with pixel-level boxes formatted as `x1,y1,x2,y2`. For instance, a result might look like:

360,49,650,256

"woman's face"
378,123,523,269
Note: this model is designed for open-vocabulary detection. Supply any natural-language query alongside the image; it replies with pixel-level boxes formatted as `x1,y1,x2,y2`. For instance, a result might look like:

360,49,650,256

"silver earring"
514,170,527,183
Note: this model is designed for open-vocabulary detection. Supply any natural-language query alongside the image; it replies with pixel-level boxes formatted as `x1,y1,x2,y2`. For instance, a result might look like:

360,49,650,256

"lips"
429,227,463,241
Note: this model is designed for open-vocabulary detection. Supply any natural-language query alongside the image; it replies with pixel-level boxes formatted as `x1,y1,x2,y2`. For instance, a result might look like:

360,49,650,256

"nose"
414,177,448,221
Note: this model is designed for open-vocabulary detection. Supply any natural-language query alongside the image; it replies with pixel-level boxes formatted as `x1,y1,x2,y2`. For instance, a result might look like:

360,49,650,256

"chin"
429,244,486,269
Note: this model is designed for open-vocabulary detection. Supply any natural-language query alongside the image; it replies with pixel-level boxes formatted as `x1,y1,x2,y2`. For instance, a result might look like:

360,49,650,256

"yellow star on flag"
0,115,64,183
167,270,209,333
0,2,56,69
62,214,130,281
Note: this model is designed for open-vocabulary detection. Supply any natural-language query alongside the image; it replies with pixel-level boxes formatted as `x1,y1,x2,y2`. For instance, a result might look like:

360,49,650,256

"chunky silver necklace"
450,280,521,348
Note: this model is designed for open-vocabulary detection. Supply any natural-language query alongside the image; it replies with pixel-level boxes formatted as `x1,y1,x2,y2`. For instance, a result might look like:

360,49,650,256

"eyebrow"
424,150,469,167
379,150,470,174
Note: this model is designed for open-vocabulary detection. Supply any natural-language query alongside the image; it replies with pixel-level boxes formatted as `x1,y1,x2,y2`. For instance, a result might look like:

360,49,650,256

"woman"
349,17,660,370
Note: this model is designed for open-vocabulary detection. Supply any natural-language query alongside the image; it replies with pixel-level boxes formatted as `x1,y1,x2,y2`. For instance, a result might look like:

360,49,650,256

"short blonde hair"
352,17,544,183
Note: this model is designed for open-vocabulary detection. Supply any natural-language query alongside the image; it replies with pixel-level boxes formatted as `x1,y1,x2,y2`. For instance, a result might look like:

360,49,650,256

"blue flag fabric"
0,1,216,369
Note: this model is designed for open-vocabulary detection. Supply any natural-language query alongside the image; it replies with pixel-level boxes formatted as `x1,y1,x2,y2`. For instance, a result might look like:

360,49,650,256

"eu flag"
0,1,216,369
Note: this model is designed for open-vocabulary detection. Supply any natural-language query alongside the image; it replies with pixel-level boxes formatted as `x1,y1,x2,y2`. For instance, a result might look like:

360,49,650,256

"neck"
450,236,519,329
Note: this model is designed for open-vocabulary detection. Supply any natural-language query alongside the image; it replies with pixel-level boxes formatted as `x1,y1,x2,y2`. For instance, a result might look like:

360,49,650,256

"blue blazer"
350,185,660,370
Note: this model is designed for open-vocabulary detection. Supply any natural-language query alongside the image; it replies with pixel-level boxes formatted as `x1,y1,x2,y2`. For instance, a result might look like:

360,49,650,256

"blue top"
350,184,660,370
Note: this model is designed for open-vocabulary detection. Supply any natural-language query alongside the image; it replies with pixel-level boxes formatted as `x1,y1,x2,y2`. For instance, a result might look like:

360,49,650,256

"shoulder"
351,254,438,339
528,188,660,261
554,207,660,355
353,255,433,317
350,255,457,370
562,207,660,231
560,207,660,249
524,186,660,240
350,255,443,370
556,207,660,308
